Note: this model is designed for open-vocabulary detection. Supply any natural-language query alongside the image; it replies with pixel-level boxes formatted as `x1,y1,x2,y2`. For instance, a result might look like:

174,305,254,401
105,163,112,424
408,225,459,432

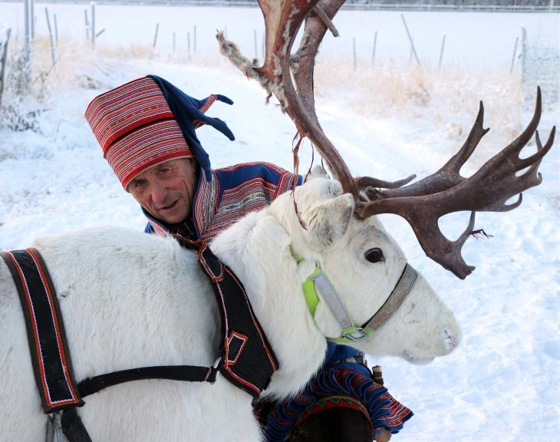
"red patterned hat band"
85,77,217,189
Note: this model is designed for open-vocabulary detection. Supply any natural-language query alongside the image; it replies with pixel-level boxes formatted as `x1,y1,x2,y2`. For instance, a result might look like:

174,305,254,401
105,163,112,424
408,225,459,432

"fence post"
23,0,32,92
371,31,377,66
45,7,57,72
173,32,176,52
187,32,191,56
401,14,421,66
85,9,90,41
153,23,159,49
194,25,197,53
521,26,527,84
54,14,58,44
91,2,96,49
438,34,446,70
510,36,518,74
0,28,12,114
24,0,32,54
30,0,35,40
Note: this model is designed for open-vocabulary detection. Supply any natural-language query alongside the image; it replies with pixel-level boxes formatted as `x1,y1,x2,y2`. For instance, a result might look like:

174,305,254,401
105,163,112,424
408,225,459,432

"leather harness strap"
3,241,279,441
361,263,418,332
60,408,92,442
183,236,279,398
78,364,219,397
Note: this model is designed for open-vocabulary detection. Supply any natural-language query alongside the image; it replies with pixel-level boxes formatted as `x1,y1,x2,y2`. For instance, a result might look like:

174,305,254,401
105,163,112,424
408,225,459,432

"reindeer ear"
301,194,354,250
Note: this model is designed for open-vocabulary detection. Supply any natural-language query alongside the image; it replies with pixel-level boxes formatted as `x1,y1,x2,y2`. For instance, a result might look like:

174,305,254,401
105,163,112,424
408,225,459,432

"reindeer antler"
359,88,555,278
217,1,556,279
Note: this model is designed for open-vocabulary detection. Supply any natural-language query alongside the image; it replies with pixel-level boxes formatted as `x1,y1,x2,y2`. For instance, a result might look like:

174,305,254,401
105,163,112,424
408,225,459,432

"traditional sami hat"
85,75,235,188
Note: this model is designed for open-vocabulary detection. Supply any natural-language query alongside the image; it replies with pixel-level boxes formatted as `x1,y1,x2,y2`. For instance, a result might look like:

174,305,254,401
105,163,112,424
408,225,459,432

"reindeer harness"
2,243,277,442
292,248,418,344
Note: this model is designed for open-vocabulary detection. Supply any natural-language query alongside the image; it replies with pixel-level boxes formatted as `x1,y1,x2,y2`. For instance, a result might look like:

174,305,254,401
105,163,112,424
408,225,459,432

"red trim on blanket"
5,251,80,408
27,249,81,404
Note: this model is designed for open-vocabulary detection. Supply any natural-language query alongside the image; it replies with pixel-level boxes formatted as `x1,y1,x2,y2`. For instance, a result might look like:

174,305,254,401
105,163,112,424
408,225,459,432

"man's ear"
301,194,354,251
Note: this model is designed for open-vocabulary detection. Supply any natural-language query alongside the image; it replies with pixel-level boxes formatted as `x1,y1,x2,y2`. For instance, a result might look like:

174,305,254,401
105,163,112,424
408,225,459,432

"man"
86,75,410,441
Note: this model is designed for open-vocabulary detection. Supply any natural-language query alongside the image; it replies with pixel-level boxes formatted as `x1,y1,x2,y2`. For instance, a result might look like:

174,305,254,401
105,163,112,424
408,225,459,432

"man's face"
128,158,198,224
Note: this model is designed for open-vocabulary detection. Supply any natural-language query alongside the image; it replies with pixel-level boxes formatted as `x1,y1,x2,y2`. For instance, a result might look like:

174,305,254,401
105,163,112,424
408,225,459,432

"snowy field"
1,3,559,442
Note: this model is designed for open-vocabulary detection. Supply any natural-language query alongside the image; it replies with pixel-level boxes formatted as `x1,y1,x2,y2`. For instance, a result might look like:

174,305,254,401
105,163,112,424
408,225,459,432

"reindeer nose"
442,327,462,353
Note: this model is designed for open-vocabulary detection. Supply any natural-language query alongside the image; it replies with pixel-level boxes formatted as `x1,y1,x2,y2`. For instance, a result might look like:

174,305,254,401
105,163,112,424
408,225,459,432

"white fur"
0,175,461,441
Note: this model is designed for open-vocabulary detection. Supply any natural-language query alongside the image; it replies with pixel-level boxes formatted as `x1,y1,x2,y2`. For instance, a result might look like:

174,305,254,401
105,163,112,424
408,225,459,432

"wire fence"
0,0,558,13
1,0,558,115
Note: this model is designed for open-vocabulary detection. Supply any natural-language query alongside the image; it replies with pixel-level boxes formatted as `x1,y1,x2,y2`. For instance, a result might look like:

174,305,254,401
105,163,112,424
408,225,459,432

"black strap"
198,242,278,398
57,366,218,442
61,408,92,442
78,365,219,398
174,235,279,399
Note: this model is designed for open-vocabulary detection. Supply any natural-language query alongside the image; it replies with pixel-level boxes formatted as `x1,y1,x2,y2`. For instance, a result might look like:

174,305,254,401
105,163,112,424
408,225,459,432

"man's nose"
151,182,168,204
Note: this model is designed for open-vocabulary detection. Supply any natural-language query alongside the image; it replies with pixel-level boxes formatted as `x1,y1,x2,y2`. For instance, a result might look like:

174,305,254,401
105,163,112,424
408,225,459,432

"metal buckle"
342,327,369,342
205,357,221,384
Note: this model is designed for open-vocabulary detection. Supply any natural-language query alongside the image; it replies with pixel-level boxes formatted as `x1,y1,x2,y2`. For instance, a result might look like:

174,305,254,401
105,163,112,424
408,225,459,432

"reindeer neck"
210,210,328,398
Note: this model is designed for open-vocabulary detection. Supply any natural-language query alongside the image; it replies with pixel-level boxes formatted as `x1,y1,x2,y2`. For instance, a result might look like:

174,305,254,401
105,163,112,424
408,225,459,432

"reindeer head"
269,166,462,364
218,0,554,364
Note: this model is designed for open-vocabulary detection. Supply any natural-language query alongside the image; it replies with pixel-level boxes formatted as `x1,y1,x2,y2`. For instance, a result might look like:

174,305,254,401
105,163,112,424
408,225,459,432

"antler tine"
357,175,417,191
358,89,555,279
517,127,554,186
366,101,490,200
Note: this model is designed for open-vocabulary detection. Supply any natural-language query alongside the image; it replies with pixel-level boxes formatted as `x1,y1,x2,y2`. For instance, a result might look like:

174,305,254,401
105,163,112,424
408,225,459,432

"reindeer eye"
365,248,385,263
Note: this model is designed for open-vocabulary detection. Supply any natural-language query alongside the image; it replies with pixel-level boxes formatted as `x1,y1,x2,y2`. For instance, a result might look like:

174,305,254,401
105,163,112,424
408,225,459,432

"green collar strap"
291,247,373,344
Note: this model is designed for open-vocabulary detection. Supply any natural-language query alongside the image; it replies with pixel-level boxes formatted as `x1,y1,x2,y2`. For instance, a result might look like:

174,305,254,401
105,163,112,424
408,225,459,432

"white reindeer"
0,168,462,441
1,1,554,440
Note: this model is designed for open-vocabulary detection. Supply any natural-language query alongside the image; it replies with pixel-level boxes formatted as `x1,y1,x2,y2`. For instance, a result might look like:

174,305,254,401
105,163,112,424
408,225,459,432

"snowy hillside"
1,3,559,441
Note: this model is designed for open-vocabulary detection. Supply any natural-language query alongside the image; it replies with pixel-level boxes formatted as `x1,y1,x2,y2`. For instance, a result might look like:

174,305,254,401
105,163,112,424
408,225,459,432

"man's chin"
160,212,187,224
154,205,188,225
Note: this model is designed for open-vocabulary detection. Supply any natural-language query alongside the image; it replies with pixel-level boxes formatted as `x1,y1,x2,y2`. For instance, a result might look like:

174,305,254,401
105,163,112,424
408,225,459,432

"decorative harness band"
185,237,279,398
3,242,278,441
293,248,418,344
0,249,83,412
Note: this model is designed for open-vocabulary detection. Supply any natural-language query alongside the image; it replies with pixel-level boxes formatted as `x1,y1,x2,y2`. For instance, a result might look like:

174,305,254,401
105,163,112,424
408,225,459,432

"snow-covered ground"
1,3,559,442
